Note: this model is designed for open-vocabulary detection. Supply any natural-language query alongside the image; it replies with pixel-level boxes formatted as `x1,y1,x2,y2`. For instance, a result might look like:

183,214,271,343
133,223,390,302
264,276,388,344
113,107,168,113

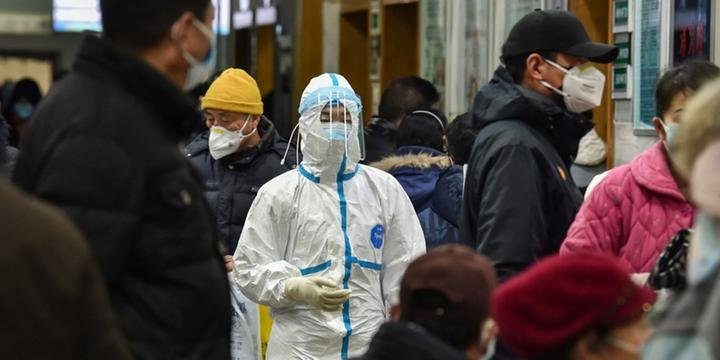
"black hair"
378,76,440,123
396,108,447,152
655,60,720,118
503,51,558,84
100,0,211,51
446,112,479,165
400,289,482,351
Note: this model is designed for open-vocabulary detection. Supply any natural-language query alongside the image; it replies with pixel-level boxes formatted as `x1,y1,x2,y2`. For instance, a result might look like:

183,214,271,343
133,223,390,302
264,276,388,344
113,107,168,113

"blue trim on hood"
298,86,362,114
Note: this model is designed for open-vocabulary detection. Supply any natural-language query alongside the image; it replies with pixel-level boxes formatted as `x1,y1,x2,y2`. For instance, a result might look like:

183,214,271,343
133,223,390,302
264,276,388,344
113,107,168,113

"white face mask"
208,117,256,160
659,119,680,152
181,19,216,91
540,59,606,113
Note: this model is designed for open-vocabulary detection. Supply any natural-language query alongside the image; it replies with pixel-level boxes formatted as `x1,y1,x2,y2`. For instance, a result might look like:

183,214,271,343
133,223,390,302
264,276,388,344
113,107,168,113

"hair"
378,76,440,123
503,51,558,84
446,112,479,165
396,108,447,152
655,60,720,118
671,77,720,178
100,0,211,51
401,289,482,351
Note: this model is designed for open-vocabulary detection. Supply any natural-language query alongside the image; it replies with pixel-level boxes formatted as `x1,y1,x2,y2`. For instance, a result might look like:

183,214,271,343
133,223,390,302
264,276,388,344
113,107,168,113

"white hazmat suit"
232,73,426,360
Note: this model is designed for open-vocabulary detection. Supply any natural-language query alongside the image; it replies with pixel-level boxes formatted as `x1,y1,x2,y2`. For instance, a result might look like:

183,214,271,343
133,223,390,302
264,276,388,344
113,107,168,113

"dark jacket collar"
73,35,199,142
472,66,594,164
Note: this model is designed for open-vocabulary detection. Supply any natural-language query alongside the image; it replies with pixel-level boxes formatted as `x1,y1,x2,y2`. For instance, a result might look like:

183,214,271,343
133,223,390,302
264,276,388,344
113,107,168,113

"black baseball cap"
501,9,619,64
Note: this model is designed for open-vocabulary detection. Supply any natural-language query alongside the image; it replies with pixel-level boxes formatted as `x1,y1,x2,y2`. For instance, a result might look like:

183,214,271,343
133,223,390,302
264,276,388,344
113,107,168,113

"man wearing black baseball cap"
461,9,618,282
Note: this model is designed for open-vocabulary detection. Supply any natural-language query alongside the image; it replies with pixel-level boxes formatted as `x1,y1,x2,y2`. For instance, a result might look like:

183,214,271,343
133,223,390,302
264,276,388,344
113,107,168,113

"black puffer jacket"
186,117,295,253
461,66,590,283
354,322,467,360
12,36,230,359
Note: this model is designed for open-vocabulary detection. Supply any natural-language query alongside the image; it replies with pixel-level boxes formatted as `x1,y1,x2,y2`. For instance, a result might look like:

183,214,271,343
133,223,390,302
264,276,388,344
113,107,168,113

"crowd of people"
2,1,720,360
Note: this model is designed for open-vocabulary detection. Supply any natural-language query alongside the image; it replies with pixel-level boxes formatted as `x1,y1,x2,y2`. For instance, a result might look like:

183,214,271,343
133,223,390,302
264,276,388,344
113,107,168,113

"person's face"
320,103,353,124
525,52,587,100
571,317,651,360
652,91,689,141
172,2,214,67
205,109,259,135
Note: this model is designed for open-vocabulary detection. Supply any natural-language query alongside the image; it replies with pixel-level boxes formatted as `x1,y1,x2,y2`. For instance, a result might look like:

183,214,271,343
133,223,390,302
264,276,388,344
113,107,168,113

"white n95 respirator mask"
208,119,256,160
541,59,606,114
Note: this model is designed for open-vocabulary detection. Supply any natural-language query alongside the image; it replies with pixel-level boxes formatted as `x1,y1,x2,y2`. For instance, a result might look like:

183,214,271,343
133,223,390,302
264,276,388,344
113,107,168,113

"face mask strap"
544,58,570,74
281,122,300,166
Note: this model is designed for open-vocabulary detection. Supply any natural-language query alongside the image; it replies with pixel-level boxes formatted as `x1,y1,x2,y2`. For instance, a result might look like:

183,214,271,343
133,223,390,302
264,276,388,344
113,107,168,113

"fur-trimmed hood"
370,146,452,211
371,152,453,172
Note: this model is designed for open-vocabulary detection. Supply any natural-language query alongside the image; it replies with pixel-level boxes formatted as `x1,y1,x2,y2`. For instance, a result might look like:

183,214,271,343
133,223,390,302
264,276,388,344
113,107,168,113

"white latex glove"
630,272,650,286
284,276,351,311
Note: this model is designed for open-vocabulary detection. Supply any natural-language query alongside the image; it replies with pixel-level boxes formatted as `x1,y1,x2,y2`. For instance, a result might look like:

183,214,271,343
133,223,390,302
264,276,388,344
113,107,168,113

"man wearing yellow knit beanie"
185,68,296,359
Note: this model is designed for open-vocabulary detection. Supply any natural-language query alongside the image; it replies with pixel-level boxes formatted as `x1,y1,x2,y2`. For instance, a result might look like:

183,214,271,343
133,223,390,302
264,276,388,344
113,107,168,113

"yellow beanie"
201,68,263,115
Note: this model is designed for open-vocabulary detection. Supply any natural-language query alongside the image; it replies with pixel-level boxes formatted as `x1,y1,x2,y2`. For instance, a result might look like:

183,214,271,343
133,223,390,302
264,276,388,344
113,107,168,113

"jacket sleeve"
232,186,301,308
471,145,547,282
23,135,142,285
560,176,624,256
381,179,426,307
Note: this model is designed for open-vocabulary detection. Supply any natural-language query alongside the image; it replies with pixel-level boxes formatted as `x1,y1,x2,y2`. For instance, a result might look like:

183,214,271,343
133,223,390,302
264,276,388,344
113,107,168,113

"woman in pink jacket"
561,61,720,279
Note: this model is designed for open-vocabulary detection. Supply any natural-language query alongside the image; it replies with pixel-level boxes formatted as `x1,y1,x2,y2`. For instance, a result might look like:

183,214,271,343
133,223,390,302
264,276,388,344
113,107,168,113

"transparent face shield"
282,90,363,167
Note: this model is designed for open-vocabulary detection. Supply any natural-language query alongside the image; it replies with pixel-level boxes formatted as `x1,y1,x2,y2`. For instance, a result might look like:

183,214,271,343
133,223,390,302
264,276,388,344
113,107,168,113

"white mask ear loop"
280,122,300,166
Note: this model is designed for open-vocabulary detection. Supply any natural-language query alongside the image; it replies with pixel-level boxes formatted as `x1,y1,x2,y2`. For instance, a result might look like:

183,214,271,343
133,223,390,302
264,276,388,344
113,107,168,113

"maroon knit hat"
400,245,497,328
491,252,656,359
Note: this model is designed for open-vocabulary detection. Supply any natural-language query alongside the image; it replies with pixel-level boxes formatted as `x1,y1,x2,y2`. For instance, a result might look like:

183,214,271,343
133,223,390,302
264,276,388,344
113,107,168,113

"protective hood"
297,73,363,180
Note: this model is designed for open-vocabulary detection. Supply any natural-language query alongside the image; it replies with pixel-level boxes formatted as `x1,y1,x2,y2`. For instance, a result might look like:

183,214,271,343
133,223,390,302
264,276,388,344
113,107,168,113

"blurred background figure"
357,245,497,360
371,109,463,248
445,112,479,171
1,78,42,147
0,115,18,178
0,181,130,360
364,76,440,163
561,61,720,283
645,77,720,360
492,252,655,360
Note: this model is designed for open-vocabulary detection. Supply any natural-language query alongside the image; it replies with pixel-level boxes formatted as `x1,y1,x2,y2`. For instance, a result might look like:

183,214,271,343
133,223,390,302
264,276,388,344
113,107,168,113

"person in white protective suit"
232,72,426,360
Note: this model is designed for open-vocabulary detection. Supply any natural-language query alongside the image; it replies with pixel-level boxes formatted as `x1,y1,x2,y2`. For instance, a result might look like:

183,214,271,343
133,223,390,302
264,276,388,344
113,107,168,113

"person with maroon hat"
357,245,498,360
492,252,655,360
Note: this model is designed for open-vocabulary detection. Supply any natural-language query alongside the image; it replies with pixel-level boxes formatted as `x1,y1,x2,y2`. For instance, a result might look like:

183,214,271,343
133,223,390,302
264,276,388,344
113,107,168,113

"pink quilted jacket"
560,142,695,273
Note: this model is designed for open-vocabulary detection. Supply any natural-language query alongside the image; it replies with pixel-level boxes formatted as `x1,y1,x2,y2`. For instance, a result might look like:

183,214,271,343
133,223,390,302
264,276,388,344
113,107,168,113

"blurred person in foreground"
371,109,463,248
11,0,231,358
0,181,130,359
493,252,655,360
644,77,720,360
357,245,497,360
561,61,720,282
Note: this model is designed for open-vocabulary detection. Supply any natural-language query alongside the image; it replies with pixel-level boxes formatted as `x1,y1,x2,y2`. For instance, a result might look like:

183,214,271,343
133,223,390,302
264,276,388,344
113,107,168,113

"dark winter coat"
354,322,467,360
372,146,463,248
0,115,17,178
0,180,131,360
186,117,295,253
461,66,589,283
12,36,230,359
363,117,397,163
